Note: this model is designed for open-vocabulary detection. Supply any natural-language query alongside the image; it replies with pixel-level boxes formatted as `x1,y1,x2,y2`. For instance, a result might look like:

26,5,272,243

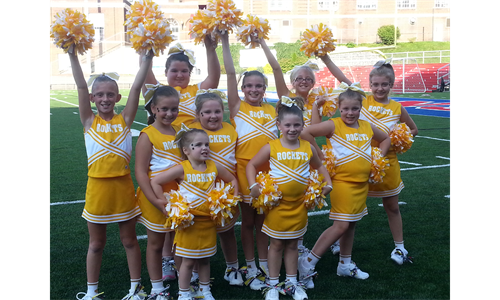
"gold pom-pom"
124,0,173,56
207,180,241,227
50,8,95,55
369,147,390,184
300,23,337,57
321,145,337,178
252,171,282,214
188,0,243,45
303,169,328,210
310,86,339,117
237,14,271,48
164,190,194,230
390,123,414,154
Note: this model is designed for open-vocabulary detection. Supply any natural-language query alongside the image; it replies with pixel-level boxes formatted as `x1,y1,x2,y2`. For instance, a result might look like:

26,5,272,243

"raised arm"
259,38,290,98
318,54,352,86
199,35,221,90
221,32,241,119
139,53,158,97
246,144,271,199
122,52,153,128
68,49,94,130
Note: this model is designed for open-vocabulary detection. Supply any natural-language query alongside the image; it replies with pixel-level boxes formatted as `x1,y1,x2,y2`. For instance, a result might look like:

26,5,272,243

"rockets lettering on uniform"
249,110,273,120
209,135,231,144
96,123,123,133
186,172,216,183
345,133,370,142
180,92,192,101
368,105,393,116
163,140,178,150
276,151,309,161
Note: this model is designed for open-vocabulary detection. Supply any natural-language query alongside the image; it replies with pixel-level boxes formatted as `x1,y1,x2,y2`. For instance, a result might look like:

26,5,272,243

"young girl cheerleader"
246,96,333,300
298,84,391,287
140,36,220,127
221,32,278,290
257,37,352,127
150,128,239,300
359,61,418,265
70,48,153,300
134,85,182,299
188,90,243,286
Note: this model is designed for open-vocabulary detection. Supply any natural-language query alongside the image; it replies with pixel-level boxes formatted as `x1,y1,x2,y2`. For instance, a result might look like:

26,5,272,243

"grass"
50,90,450,300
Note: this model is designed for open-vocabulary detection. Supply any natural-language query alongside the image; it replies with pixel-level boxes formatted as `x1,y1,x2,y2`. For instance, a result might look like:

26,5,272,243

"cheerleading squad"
70,34,417,300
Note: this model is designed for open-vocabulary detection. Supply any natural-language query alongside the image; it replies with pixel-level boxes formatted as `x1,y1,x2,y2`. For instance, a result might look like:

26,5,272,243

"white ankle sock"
86,282,99,296
395,241,406,252
339,255,352,266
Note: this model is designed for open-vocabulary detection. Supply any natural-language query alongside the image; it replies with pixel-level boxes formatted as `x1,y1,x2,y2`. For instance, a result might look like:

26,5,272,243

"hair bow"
168,43,196,66
336,82,366,97
196,89,228,101
302,60,320,71
87,72,120,88
280,96,297,107
373,58,393,68
174,123,193,143
143,82,166,108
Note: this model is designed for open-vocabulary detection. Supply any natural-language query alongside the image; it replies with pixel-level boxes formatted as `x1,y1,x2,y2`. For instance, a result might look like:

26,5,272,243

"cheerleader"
222,31,277,290
188,90,243,286
298,84,391,287
135,85,182,298
150,128,239,300
70,49,153,300
246,96,332,300
359,61,418,265
140,36,220,126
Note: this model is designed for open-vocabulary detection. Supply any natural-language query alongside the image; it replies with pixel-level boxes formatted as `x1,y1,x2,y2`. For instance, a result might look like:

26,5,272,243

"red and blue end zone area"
392,97,450,118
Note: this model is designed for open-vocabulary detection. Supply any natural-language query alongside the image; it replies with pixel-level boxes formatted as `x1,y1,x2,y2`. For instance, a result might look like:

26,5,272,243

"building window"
434,0,449,8
318,0,339,11
167,18,179,40
446,18,450,27
269,0,290,11
357,0,377,10
397,0,416,9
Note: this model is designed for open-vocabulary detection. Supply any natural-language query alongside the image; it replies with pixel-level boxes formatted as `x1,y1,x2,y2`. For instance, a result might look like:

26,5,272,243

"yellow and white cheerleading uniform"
174,160,218,259
172,83,200,126
289,92,314,127
231,100,278,204
189,121,240,232
136,125,183,233
82,114,141,224
262,139,312,240
327,118,374,222
359,95,404,197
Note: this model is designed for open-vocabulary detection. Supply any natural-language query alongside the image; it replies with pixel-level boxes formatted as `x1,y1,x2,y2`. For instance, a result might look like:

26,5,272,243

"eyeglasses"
294,77,314,83
370,82,391,88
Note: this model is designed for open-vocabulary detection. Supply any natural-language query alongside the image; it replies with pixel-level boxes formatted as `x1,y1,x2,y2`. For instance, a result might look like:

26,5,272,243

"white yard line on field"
399,161,422,166
436,156,450,160
400,164,450,171
415,135,450,142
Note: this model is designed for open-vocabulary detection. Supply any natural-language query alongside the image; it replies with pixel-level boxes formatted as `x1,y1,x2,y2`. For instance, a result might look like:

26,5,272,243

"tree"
377,25,401,45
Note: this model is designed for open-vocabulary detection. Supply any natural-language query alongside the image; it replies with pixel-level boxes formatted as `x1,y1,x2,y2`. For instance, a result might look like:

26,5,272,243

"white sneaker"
189,280,203,299
201,290,215,300
122,284,148,300
284,281,308,300
264,288,280,300
298,245,310,259
391,248,413,265
297,257,316,289
337,262,369,280
243,267,266,290
330,240,340,255
76,292,105,300
147,286,171,300
223,267,244,286
162,258,176,281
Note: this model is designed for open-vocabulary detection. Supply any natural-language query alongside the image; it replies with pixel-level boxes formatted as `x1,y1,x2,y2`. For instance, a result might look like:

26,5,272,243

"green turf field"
50,90,450,300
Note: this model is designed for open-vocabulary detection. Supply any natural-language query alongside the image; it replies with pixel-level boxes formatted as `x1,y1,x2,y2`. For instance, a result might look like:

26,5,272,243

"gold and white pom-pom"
50,8,95,54
129,18,174,56
163,190,194,230
321,144,337,178
369,147,390,184
300,23,337,57
310,86,339,117
188,9,214,45
304,169,328,210
390,123,414,154
251,171,282,214
207,180,241,227
237,14,271,48
124,0,164,35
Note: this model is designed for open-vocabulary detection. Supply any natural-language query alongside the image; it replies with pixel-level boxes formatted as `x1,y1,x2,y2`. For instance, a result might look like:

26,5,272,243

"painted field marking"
436,156,450,160
400,164,450,171
399,161,422,166
415,135,449,142
378,202,407,207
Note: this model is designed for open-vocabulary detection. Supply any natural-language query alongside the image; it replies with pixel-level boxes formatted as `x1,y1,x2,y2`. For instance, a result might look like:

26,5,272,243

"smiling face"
370,74,393,103
90,81,121,117
339,97,362,128
241,75,266,106
291,68,315,96
277,113,304,143
182,132,210,162
165,60,191,88
197,99,223,131
152,95,179,126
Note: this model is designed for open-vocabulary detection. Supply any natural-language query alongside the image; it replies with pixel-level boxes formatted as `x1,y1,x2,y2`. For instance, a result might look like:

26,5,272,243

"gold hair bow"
168,43,196,66
174,123,193,143
144,82,166,108
302,60,320,71
336,82,366,97
373,58,393,68
280,96,297,108
196,89,228,101
87,72,120,88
